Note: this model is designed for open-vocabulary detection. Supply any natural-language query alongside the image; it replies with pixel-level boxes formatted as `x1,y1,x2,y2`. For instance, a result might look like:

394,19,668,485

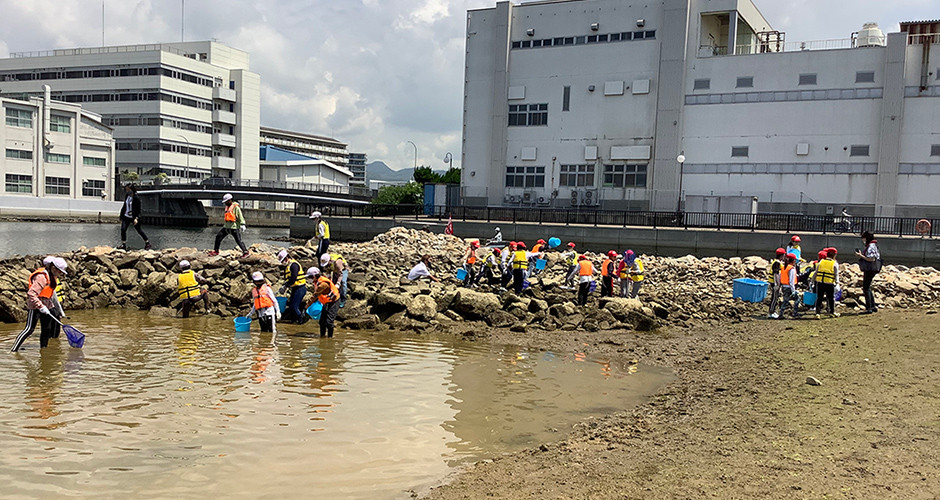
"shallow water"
0,310,673,500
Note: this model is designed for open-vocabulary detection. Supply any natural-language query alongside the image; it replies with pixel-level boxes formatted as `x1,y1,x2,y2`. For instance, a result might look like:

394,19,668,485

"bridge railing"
140,180,374,199
292,203,940,238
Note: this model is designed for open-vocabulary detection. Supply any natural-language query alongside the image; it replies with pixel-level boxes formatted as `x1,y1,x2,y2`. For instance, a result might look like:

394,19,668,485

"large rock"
118,268,139,288
452,289,501,320
138,272,175,308
373,291,410,316
486,310,517,328
337,299,370,321
599,297,644,321
407,295,438,322
343,314,380,330
0,294,26,323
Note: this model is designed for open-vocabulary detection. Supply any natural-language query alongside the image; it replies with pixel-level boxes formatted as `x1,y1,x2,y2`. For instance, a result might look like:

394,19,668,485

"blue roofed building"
259,144,353,187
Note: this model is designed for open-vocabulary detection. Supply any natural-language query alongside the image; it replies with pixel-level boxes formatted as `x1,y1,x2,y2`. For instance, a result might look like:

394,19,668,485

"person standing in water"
118,184,152,250
209,193,249,258
176,260,210,317
247,271,280,333
11,258,69,352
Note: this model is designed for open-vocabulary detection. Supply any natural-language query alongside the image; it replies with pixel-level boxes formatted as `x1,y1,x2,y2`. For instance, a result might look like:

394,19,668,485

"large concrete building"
0,41,261,183
348,152,368,187
460,0,940,217
260,126,349,169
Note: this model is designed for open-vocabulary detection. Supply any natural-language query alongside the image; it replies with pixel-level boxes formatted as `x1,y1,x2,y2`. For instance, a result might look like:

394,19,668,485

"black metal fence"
294,203,940,238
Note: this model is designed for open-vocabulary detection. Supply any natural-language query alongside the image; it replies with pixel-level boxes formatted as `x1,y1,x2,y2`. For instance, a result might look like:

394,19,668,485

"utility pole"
181,0,185,42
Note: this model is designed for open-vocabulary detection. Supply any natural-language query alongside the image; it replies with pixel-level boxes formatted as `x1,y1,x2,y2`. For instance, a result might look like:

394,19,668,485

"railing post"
565,210,570,226
786,215,792,233
512,208,516,224
594,210,598,227
487,207,491,222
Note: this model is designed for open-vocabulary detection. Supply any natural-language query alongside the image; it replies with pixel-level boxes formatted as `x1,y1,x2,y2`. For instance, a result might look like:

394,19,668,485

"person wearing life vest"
209,193,249,259
814,247,840,317
247,271,280,333
600,250,617,298
275,250,307,324
500,242,517,288
767,248,786,319
529,239,547,276
320,252,348,307
775,253,799,319
563,242,578,289
313,270,341,338
11,257,68,352
576,254,595,306
177,260,210,318
462,241,480,288
476,247,502,286
37,256,68,339
511,242,536,294
786,235,803,269
307,211,331,260
623,249,645,299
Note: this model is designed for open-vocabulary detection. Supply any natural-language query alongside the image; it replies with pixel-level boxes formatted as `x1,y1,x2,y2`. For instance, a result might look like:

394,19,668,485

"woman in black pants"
118,184,151,250
856,231,881,313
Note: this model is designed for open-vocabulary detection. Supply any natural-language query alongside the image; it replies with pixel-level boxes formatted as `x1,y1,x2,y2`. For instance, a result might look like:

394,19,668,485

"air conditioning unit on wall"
583,189,598,206
536,195,550,206
523,191,533,204
570,190,580,207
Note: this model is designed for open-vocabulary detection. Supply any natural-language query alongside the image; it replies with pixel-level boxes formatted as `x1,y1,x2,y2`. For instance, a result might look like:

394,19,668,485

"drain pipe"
42,84,53,150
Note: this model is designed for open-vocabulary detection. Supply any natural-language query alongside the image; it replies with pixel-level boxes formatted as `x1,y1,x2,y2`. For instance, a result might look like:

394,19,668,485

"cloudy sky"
0,0,935,170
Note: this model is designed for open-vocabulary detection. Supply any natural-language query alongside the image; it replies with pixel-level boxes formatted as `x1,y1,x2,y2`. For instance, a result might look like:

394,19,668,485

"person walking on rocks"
176,260,210,318
600,251,617,297
247,271,280,333
529,239,547,276
408,254,439,282
511,242,537,294
814,248,840,318
320,253,348,308
623,250,645,299
767,248,785,318
313,271,341,338
209,194,249,258
307,211,331,260
462,241,480,287
477,247,501,286
787,235,803,269
776,253,799,319
11,257,68,352
118,184,152,251
563,242,578,290
856,232,881,314
500,242,517,288
576,255,596,306
277,250,307,323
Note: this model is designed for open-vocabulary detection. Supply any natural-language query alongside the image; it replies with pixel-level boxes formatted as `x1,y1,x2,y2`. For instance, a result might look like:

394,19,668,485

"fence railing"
293,203,940,238
140,180,374,199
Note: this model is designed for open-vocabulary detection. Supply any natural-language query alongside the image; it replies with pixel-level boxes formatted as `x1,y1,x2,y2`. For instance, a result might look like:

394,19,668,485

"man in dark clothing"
277,249,307,324
118,184,151,250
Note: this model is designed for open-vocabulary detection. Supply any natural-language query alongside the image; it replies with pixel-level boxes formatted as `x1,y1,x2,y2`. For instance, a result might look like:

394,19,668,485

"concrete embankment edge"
291,216,939,267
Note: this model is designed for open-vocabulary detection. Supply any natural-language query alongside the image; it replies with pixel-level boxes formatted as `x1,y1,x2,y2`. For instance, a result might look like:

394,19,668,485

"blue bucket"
802,292,818,306
548,237,561,249
306,301,323,321
589,281,597,293
234,316,252,332
276,296,288,311
456,268,468,280
535,259,547,270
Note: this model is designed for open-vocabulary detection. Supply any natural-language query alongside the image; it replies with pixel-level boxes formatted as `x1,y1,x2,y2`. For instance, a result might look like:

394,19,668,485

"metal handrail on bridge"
293,203,940,238
140,180,374,199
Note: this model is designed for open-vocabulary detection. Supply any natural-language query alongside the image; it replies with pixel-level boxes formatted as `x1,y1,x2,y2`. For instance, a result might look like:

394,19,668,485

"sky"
0,0,936,171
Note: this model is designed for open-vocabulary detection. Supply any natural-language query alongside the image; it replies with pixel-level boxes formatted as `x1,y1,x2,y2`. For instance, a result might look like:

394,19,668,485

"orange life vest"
466,247,477,265
780,264,794,286
317,276,340,304
251,284,274,309
601,258,613,277
224,202,238,222
27,268,55,299
578,260,593,276
532,244,543,253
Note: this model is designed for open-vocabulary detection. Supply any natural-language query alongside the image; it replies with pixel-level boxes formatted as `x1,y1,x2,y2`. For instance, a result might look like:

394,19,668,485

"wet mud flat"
423,308,940,499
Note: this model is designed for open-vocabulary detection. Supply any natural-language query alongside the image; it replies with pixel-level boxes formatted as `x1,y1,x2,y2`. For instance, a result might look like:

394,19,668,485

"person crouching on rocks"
247,271,280,333
408,255,439,282
320,252,348,308
11,257,68,352
477,247,502,286
177,260,210,317
311,268,341,338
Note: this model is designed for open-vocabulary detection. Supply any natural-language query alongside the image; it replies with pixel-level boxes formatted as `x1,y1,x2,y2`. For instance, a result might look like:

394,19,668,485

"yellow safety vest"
629,259,645,282
177,270,200,300
283,259,307,287
512,250,528,270
565,252,577,267
815,258,836,284
320,220,331,239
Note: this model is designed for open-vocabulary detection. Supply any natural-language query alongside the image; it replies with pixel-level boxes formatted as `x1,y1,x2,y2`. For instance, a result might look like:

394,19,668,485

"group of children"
767,235,841,319
563,247,645,306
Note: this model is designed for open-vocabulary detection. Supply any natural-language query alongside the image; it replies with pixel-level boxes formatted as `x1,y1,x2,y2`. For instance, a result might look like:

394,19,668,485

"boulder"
373,291,410,316
118,268,140,288
138,272,175,308
452,289,501,320
337,299,370,321
0,294,26,323
407,295,438,322
343,314,380,330
485,310,517,328
600,297,644,321
148,306,178,318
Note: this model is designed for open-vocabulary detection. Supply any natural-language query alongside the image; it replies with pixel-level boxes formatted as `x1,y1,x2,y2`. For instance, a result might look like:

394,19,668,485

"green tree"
440,167,461,184
413,165,441,184
372,182,423,205
121,170,140,182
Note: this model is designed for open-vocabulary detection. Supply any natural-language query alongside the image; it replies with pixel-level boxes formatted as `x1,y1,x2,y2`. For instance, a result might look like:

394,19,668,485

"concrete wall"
207,206,291,228
0,195,122,217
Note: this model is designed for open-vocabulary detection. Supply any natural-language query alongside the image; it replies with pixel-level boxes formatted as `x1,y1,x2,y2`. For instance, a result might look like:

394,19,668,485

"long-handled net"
50,316,85,348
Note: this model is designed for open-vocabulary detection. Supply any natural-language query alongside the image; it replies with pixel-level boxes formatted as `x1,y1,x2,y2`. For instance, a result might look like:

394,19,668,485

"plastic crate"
732,278,768,303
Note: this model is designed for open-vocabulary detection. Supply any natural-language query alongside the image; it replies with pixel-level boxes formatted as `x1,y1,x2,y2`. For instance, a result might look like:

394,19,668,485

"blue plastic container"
456,268,468,281
234,316,252,332
589,281,597,293
732,278,768,303
276,296,288,311
548,237,561,249
306,301,323,321
535,259,547,270
802,291,818,306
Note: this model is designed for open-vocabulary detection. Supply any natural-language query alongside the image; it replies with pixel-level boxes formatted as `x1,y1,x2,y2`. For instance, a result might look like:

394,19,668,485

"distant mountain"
367,161,445,183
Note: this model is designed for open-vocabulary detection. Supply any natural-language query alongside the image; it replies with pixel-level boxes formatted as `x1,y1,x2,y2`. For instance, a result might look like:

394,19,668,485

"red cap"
786,253,797,261
826,247,837,256
509,241,517,249
579,254,587,260
493,247,501,254
775,248,786,256
607,250,617,258
818,250,828,260
471,241,480,247
791,235,801,242
517,242,527,249
567,242,575,248
537,239,546,244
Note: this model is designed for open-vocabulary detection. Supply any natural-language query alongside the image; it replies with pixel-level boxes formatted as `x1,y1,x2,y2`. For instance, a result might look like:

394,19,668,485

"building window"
82,179,106,197
50,114,71,133
559,164,595,187
603,164,647,187
83,156,107,167
931,144,940,157
45,177,70,195
798,73,817,85
505,166,545,188
5,174,32,193
562,86,571,112
45,152,71,164
508,103,548,126
693,79,710,90
5,149,33,160
736,77,754,88
5,107,33,128
731,146,749,158
855,71,875,83
849,145,870,157
645,30,656,39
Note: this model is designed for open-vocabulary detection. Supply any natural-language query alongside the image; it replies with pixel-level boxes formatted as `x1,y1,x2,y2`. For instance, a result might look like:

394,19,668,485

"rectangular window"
731,146,749,158
620,32,633,41
5,107,33,128
45,152,71,164
45,176,70,195
508,103,548,126
505,166,545,188
82,179,106,197
855,71,875,83
798,73,817,85
602,164,648,187
83,156,107,167
559,164,595,187
736,76,754,88
50,114,71,133
633,31,646,40
610,33,621,41
849,145,870,157
562,86,571,112
931,144,940,157
693,79,710,90
5,174,32,193
508,104,527,126
587,35,598,43
5,149,33,160
575,36,586,44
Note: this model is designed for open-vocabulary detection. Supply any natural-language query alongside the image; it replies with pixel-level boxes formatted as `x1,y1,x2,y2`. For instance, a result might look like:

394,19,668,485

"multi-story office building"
259,127,349,169
461,0,940,217
348,152,368,187
2,91,115,201
0,41,261,182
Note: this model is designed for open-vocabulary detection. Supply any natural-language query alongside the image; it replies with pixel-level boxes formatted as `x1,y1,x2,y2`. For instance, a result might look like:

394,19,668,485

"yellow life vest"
565,252,577,267
283,259,307,287
320,220,331,239
177,269,201,300
629,259,645,282
815,258,836,284
512,250,528,270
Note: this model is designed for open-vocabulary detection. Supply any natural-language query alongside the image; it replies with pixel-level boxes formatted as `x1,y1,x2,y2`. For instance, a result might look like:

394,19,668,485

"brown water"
0,310,673,500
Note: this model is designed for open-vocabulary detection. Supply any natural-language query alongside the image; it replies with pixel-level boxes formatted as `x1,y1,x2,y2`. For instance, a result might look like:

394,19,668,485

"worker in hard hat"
277,250,307,323
247,271,280,333
576,254,595,306
312,269,341,338
500,242,517,288
320,252,348,308
307,211,331,260
600,250,617,297
462,241,481,287
176,260,210,317
477,247,503,286
209,193,249,258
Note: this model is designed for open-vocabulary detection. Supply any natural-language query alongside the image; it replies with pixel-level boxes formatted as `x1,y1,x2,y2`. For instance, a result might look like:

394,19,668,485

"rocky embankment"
0,227,937,331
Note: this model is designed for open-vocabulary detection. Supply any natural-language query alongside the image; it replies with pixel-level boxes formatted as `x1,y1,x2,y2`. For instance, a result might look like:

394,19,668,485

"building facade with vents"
461,0,940,217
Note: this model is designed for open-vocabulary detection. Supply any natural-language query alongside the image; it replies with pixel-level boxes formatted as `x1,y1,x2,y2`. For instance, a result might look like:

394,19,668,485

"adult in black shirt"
119,184,151,250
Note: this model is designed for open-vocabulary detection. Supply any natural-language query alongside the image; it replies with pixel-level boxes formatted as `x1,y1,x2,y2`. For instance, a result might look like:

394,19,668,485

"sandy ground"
421,309,940,499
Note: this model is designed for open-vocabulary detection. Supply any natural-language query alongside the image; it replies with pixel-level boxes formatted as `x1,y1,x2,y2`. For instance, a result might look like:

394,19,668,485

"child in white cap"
11,257,68,352
307,211,330,260
246,271,280,333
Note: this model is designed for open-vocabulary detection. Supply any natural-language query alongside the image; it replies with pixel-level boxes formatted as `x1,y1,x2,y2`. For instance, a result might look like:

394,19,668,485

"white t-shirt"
408,262,431,280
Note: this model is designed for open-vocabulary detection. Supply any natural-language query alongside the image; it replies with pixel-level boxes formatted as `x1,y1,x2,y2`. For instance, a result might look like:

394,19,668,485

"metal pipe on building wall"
42,85,52,150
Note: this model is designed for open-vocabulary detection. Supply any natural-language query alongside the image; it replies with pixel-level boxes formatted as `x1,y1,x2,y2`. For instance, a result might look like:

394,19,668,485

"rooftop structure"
259,126,349,168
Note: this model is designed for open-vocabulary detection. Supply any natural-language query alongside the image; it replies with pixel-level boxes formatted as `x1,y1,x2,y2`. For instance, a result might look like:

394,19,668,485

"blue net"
63,324,85,349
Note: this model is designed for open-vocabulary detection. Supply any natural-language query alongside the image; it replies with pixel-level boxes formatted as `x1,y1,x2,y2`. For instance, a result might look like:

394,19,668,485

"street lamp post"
406,140,417,176
177,134,191,183
676,152,686,213
443,152,452,170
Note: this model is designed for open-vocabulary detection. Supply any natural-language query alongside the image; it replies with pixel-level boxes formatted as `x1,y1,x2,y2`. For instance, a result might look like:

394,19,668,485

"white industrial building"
0,41,261,183
259,126,350,169
1,90,116,204
460,0,940,217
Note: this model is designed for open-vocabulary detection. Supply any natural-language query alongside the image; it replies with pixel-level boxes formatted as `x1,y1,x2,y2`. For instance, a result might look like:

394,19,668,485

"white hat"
43,256,55,265
52,257,68,275
309,211,322,219
222,193,233,202
495,227,500,232
179,260,191,268
320,254,331,266
251,271,264,281
277,250,289,263
305,267,320,277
